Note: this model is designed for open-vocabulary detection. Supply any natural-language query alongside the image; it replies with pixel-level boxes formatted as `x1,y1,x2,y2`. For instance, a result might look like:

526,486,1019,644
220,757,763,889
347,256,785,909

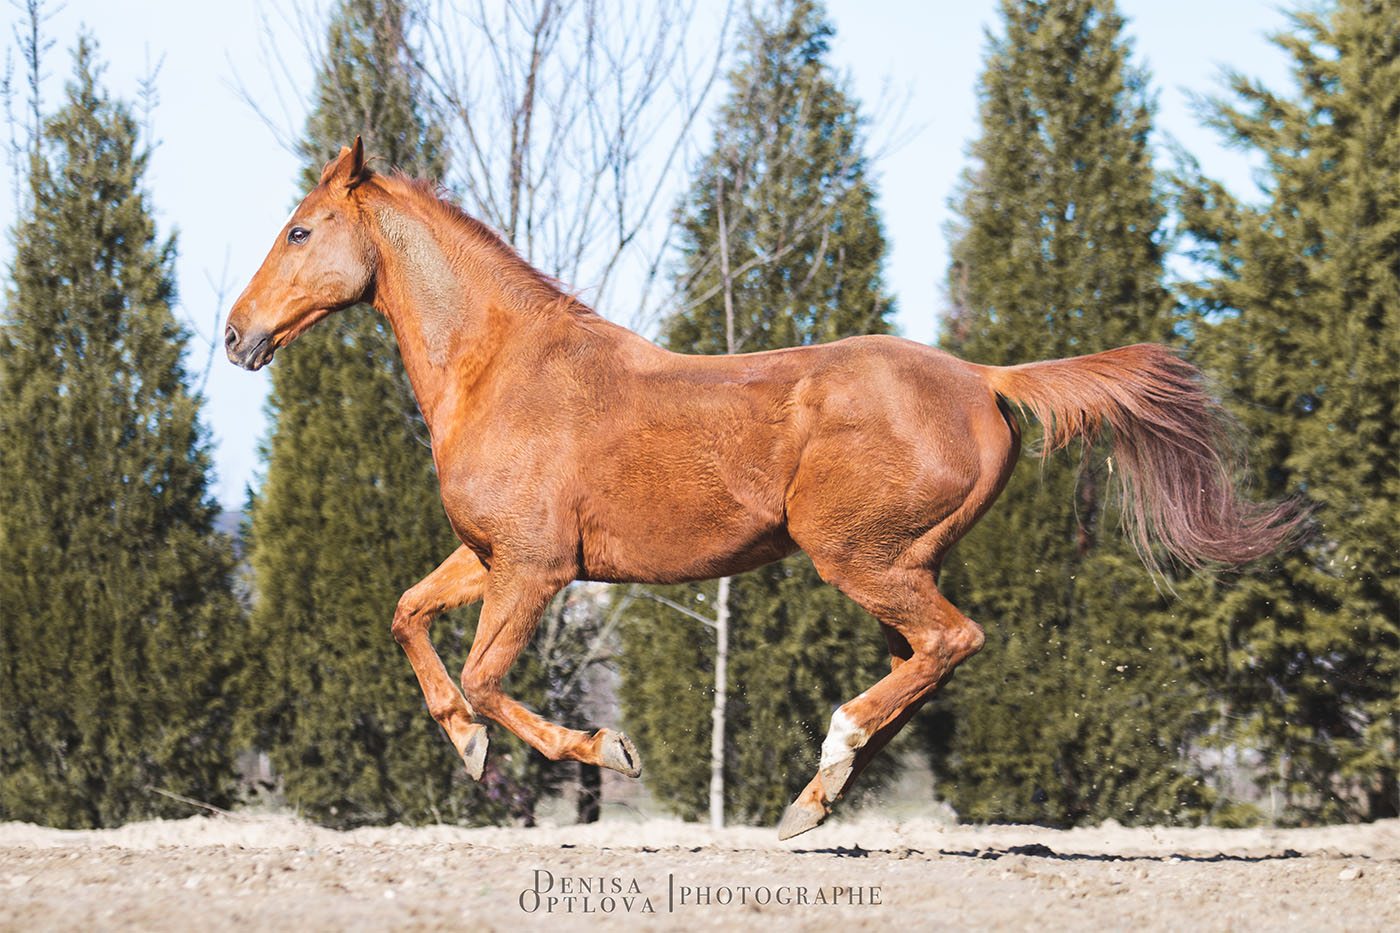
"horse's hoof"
818,760,854,803
597,729,642,778
777,796,828,841
456,723,488,781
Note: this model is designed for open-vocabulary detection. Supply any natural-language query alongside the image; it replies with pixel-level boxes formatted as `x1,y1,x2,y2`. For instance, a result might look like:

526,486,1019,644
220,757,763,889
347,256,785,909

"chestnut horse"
226,140,1300,839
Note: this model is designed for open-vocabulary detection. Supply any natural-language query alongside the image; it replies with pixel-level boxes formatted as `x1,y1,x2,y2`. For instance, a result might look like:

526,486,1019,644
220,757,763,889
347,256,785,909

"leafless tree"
410,0,734,330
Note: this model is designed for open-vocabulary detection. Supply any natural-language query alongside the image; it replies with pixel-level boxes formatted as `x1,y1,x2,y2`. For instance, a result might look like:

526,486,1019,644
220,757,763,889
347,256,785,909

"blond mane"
371,173,594,319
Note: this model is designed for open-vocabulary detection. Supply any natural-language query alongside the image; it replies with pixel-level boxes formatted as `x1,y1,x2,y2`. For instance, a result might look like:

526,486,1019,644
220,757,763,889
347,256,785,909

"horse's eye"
287,226,311,245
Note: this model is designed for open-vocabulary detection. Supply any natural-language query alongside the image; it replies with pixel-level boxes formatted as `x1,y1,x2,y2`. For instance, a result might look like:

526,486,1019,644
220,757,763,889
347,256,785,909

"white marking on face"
819,708,866,773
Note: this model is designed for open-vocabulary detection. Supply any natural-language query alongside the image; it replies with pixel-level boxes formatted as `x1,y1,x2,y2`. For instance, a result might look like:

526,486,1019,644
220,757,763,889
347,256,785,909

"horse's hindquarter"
781,337,1013,570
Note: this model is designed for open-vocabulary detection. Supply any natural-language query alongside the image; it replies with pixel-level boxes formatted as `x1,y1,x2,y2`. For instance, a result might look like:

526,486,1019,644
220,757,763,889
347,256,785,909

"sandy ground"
1,814,1397,931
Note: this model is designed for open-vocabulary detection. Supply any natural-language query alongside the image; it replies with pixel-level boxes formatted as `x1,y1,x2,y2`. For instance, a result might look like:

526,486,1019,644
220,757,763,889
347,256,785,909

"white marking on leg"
819,709,867,777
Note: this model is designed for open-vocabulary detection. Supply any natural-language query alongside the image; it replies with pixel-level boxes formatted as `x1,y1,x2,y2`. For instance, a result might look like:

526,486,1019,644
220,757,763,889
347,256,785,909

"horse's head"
225,138,376,371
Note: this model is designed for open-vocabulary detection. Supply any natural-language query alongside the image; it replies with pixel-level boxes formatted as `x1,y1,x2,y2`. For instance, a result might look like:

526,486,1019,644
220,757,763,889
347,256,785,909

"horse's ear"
319,148,346,184
345,136,368,189
318,136,371,189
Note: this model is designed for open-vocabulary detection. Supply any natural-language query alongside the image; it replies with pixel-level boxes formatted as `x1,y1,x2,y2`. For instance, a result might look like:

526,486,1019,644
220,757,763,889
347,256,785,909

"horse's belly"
576,496,798,585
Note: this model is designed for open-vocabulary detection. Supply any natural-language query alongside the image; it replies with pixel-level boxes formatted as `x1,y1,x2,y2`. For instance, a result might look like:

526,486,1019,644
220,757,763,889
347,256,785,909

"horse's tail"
975,342,1306,570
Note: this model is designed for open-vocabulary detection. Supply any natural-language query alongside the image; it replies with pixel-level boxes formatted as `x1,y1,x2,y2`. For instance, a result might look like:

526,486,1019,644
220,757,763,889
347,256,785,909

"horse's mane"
374,172,594,318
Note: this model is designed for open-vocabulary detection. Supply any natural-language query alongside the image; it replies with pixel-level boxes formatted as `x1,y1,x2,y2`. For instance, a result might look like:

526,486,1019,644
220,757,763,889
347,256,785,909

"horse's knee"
390,592,426,645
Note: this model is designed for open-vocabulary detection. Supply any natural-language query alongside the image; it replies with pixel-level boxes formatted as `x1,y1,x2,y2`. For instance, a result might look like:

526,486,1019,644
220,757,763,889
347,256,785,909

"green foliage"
618,0,898,825
0,39,243,828
617,582,717,820
295,0,445,193
1175,0,1400,822
240,0,566,826
926,0,1213,826
665,1,891,354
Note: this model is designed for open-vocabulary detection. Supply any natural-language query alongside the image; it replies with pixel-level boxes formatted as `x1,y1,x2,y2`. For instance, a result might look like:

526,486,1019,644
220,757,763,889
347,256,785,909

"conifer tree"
1175,0,1399,822
618,0,897,825
927,0,1210,826
0,39,242,828
241,0,561,826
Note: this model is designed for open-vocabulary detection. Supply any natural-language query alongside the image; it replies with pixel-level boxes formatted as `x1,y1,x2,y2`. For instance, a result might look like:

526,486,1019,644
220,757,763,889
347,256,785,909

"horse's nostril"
225,323,240,349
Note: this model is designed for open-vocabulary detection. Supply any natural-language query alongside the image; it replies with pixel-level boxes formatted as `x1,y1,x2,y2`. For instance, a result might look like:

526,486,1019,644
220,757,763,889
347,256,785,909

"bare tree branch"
191,247,234,396
639,589,716,630
412,0,734,331
226,0,328,159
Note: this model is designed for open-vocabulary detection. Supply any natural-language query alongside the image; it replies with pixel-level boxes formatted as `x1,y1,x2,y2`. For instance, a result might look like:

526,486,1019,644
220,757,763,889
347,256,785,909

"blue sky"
2,1,1298,509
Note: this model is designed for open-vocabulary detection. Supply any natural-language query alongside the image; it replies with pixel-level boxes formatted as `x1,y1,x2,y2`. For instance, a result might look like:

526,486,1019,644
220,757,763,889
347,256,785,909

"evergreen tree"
926,0,1210,826
1175,0,1399,822
0,39,242,828
241,0,555,826
618,0,897,825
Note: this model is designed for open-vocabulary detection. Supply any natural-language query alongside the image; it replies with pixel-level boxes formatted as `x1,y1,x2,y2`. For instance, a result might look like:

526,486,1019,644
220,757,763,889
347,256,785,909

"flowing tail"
976,343,1306,569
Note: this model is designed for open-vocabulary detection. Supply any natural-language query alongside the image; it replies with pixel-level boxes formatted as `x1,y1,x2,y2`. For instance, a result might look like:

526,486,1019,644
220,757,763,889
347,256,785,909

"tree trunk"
710,574,729,830
707,172,738,832
578,760,601,823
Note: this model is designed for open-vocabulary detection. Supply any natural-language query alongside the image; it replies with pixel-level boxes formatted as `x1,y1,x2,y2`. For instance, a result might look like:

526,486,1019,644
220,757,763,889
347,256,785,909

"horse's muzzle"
225,322,275,371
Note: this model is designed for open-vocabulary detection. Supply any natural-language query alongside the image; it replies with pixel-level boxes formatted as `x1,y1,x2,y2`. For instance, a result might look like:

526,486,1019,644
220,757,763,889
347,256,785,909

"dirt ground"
2,814,1397,931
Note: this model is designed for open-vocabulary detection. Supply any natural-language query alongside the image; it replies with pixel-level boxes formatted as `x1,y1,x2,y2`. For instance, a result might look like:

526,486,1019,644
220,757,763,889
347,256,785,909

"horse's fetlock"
819,709,866,777
426,698,459,723
460,671,499,710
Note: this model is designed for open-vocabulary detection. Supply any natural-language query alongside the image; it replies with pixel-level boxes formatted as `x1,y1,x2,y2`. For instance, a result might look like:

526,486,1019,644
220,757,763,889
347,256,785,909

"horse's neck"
365,193,573,437
370,202,478,373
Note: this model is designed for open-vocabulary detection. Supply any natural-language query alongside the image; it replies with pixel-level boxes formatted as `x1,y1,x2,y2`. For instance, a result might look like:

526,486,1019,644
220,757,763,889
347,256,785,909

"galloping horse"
226,140,1301,838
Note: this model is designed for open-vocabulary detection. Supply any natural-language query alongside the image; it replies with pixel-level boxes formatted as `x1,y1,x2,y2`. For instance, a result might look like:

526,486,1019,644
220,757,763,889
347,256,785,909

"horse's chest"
433,431,574,556
435,464,510,546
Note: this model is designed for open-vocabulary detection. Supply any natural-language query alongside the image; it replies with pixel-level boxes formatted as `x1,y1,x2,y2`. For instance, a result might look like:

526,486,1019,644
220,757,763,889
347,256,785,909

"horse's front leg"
460,565,642,778
392,546,490,779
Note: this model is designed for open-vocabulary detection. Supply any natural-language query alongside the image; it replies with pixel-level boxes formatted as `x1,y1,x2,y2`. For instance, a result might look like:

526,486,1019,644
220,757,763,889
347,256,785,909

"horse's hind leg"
392,546,490,779
777,565,985,840
458,566,642,778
